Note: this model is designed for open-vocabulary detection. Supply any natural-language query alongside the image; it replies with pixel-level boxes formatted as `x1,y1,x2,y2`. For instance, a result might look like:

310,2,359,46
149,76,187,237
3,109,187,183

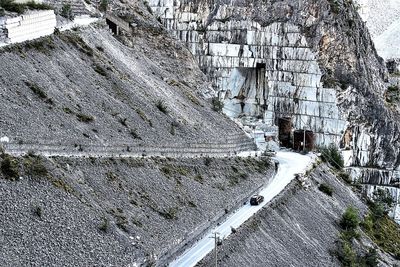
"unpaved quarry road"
169,151,315,267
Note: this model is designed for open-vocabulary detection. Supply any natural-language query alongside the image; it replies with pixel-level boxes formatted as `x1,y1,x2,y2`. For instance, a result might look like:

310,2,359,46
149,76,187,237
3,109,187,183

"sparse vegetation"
23,154,48,177
52,178,73,193
211,97,224,112
329,0,340,14
98,217,109,232
63,107,74,114
385,85,399,104
204,157,212,166
99,0,108,12
0,154,19,180
319,144,344,170
76,113,94,123
0,0,52,14
155,100,168,114
106,171,118,181
33,206,42,218
25,81,46,99
129,128,141,139
362,190,400,259
318,183,333,196
159,207,178,220
93,64,107,76
194,174,203,183
170,123,176,135
60,4,73,20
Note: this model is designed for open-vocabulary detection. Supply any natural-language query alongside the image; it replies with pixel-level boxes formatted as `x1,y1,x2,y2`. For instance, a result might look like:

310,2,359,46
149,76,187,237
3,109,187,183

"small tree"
340,206,360,231
99,0,108,12
319,144,344,170
211,97,224,112
60,4,73,20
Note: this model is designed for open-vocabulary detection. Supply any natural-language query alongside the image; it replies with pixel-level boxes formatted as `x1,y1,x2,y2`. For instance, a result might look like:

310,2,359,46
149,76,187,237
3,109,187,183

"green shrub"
25,81,47,99
170,123,176,135
337,240,357,267
0,0,51,14
99,0,108,12
204,157,212,166
159,207,178,220
93,64,107,76
339,171,352,184
211,97,224,112
319,144,344,170
329,0,340,14
60,4,73,20
340,206,360,231
1,154,19,180
24,155,48,177
98,217,109,232
33,206,42,218
361,248,378,267
194,174,203,183
129,128,141,139
76,113,94,122
318,183,333,196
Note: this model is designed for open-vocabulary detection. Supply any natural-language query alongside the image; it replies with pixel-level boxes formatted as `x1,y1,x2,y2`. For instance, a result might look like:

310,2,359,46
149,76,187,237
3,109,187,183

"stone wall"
0,18,6,42
3,10,56,43
148,1,346,147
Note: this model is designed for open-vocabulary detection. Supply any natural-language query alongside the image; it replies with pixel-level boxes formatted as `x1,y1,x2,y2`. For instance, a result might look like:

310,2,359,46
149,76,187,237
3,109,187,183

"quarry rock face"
148,0,400,222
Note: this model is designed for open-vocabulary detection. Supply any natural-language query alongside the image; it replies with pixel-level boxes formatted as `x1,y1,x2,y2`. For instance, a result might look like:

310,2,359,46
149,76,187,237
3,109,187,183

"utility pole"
303,126,306,152
209,232,220,267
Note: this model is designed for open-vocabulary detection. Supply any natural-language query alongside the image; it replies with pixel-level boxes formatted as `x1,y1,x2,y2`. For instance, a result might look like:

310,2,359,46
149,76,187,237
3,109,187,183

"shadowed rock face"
197,164,399,267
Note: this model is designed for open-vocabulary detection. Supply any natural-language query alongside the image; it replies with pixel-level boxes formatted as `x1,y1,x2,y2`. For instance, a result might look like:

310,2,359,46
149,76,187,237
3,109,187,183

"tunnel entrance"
293,130,315,151
278,117,292,148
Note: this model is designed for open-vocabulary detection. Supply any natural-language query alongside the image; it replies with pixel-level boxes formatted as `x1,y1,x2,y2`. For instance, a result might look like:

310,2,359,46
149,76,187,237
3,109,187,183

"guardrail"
2,139,257,158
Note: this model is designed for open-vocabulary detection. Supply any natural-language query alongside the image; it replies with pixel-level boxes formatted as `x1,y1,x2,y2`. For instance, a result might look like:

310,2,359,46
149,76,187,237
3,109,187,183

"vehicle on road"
250,195,264,205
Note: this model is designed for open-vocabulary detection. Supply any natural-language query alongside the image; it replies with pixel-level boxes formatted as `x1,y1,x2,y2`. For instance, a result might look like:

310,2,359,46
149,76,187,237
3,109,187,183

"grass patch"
76,113,94,122
318,183,333,196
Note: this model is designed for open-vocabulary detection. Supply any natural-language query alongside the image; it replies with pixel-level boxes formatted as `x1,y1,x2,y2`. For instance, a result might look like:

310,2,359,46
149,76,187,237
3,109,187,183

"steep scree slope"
0,25,252,153
0,154,273,266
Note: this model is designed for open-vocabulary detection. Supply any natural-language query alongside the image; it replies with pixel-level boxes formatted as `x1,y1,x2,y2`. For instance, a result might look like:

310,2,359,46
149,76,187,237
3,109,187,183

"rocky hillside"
356,0,400,59
198,163,400,266
0,152,273,266
0,23,253,155
148,0,400,223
